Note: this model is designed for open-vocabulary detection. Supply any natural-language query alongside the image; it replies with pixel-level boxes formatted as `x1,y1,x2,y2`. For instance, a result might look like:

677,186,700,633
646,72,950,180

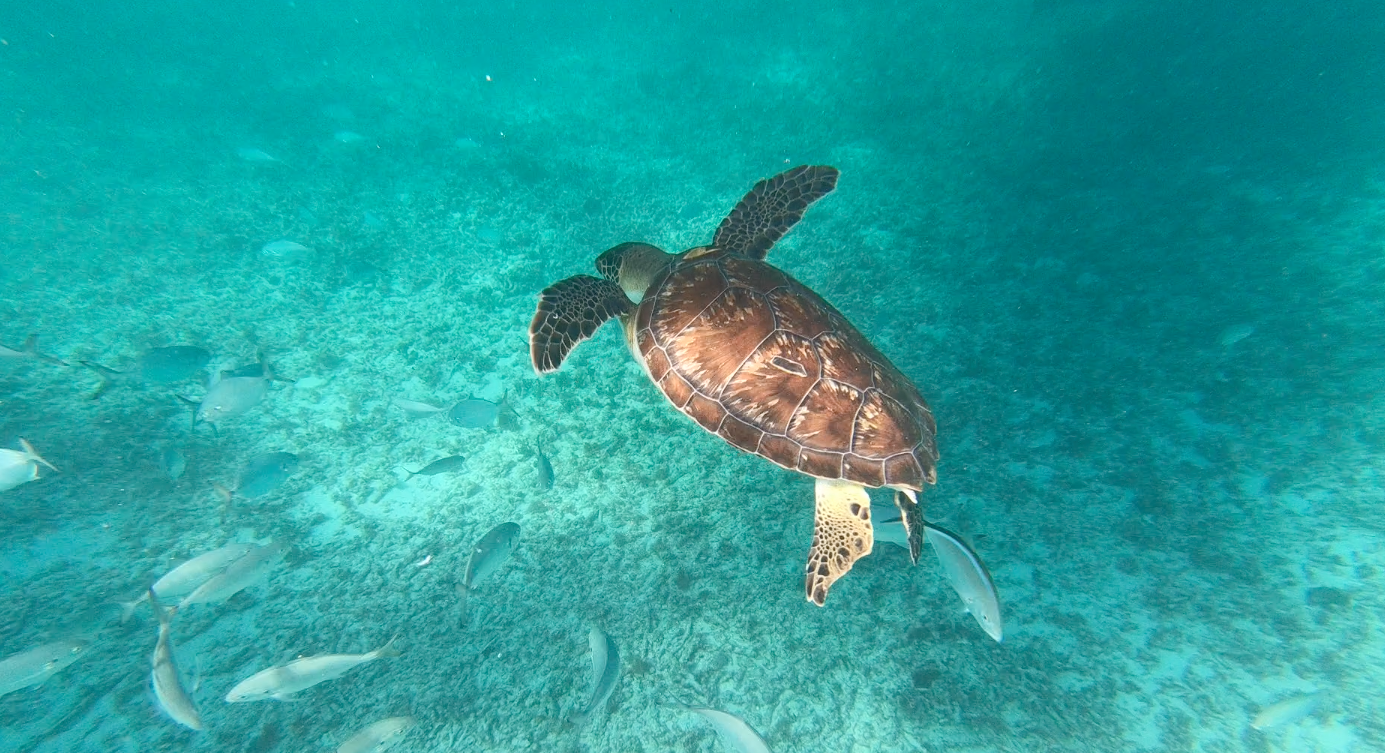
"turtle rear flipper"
894,489,925,565
805,478,874,606
714,165,839,260
529,275,634,374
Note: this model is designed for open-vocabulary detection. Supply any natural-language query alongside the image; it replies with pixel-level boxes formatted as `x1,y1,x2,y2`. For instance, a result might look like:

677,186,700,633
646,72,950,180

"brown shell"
634,247,938,490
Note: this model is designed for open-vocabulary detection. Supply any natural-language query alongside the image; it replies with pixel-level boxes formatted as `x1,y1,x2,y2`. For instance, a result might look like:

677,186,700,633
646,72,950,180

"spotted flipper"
805,478,874,606
529,275,634,374
894,489,925,565
714,165,839,260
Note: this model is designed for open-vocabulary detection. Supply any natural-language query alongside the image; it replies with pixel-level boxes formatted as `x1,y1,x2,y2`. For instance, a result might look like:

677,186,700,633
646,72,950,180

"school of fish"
2,333,1020,751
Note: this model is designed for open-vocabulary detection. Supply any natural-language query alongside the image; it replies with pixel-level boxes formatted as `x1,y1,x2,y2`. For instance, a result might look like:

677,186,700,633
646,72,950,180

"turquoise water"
2,0,1383,751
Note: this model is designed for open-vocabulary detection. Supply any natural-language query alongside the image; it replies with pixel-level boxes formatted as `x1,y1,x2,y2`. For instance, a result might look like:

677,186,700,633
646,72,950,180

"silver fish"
162,447,188,481
149,591,202,730
179,540,286,608
925,523,1003,642
870,500,909,549
449,397,501,428
0,638,90,698
261,240,313,259
121,542,256,622
236,147,280,162
0,335,34,358
1251,692,1322,730
575,627,619,722
682,705,771,753
196,369,270,425
408,455,467,478
0,334,64,365
535,443,554,490
337,715,415,753
236,452,300,497
1220,324,1255,348
225,636,400,702
0,438,58,492
392,398,446,417
463,522,520,591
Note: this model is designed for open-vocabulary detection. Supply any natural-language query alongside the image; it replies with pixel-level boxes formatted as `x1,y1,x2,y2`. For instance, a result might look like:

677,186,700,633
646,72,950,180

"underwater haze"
2,0,1384,751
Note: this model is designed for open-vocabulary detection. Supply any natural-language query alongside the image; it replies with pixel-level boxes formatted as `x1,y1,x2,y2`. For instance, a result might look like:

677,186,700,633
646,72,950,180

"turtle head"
595,242,671,301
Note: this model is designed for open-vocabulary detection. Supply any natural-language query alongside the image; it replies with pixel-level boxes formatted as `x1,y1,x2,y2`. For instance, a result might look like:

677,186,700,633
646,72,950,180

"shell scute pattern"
639,248,936,489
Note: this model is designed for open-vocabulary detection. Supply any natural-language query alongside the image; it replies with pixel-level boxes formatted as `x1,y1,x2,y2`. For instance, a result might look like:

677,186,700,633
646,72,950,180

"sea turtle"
529,166,938,605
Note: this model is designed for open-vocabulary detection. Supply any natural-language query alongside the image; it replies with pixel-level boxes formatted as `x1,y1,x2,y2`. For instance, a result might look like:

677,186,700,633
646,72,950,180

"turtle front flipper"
714,165,840,260
893,489,925,565
529,275,634,374
805,478,874,606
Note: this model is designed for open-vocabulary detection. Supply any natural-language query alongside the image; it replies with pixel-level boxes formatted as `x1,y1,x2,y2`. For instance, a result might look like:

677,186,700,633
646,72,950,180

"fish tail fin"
176,395,201,430
215,485,234,527
79,360,124,379
657,692,692,711
457,585,471,625
24,335,66,366
18,438,57,472
118,597,143,624
261,357,296,385
374,633,403,659
148,587,175,626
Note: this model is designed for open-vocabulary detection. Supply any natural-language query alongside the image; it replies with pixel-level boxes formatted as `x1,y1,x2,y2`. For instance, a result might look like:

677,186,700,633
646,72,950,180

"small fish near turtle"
392,397,447,418
873,499,1003,642
459,521,520,623
0,638,90,699
0,334,67,366
161,447,188,481
534,441,554,490
81,345,212,388
184,359,292,429
224,635,400,702
529,165,944,606
0,438,58,492
233,452,300,498
448,396,504,429
406,455,467,479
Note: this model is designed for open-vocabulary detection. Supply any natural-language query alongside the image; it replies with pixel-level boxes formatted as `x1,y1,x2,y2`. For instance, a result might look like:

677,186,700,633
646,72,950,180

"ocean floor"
2,4,1384,753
